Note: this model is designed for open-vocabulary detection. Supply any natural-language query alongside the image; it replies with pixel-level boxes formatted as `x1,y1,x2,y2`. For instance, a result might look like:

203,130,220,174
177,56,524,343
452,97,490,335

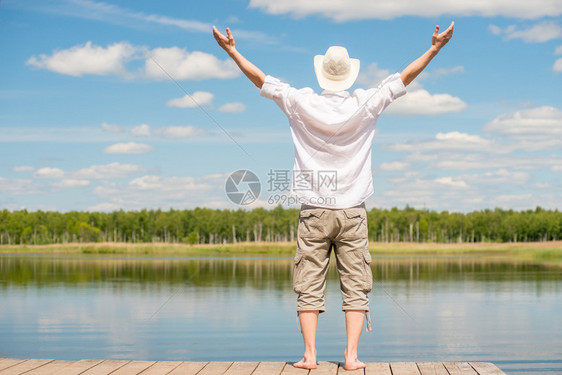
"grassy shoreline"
2,242,561,265
1,240,561,256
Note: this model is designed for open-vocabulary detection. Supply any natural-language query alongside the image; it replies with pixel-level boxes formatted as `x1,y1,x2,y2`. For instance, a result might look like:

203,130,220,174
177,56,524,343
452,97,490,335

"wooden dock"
0,359,507,375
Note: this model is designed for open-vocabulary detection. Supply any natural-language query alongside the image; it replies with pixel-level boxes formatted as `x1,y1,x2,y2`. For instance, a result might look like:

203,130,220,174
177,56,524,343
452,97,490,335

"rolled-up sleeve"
365,73,407,115
260,75,295,115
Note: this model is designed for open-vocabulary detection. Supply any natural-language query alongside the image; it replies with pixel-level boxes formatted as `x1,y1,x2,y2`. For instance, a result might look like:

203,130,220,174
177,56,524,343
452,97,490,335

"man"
213,22,454,370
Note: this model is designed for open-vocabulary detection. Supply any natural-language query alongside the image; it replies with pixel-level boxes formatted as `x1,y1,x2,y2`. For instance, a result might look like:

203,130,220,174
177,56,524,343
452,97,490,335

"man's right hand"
213,26,236,55
431,21,455,52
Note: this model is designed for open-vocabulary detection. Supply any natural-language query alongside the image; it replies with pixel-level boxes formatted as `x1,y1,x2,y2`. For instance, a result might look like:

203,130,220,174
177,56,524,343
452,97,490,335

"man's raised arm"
213,26,266,89
400,22,455,87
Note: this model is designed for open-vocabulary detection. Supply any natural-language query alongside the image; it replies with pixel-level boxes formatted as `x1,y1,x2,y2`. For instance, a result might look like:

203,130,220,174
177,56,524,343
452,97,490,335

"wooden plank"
443,362,478,375
80,360,130,375
0,360,28,372
389,362,421,375
313,362,338,375
109,361,155,375
0,359,53,374
416,363,449,375
365,363,391,375
222,362,259,375
279,363,310,375
138,361,181,375
197,362,234,375
337,362,364,374
21,360,75,375
251,362,286,375
0,360,509,375
468,363,506,375
167,362,208,375
53,360,103,375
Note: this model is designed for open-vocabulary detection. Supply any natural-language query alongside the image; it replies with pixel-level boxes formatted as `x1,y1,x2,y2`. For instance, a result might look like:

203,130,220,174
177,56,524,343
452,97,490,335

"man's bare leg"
294,310,319,369
344,310,367,370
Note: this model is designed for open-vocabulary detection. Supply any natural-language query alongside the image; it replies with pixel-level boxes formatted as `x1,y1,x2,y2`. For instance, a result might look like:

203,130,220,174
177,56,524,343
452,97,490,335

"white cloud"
462,169,530,185
248,0,562,21
0,125,286,144
379,161,410,171
87,202,123,212
495,194,534,204
435,176,468,188
554,58,562,73
386,132,497,153
489,22,562,43
218,102,247,113
27,41,242,81
26,41,140,77
141,14,210,33
385,89,467,116
427,154,562,171
555,45,562,55
0,177,41,195
130,124,151,136
73,163,145,180
11,0,270,42
101,122,123,133
11,0,209,33
26,163,146,188
358,63,463,91
423,66,465,80
52,179,91,188
90,174,222,210
145,48,240,80
370,167,558,212
483,106,562,137
102,142,154,154
436,132,485,143
387,171,421,184
13,166,34,172
488,24,503,36
166,92,214,108
34,167,65,179
129,176,210,191
356,63,392,88
374,176,481,211
155,126,204,138
372,104,562,210
128,123,204,139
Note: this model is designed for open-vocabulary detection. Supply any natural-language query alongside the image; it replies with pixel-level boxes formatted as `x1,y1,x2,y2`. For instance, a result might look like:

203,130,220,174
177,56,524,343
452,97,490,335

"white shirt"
260,73,406,209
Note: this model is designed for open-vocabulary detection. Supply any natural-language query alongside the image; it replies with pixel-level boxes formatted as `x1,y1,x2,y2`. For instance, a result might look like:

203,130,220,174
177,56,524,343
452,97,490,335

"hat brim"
314,55,360,92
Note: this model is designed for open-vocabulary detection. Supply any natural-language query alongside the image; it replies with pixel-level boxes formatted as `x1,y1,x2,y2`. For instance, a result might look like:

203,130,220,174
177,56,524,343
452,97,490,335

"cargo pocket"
362,247,373,292
293,251,306,294
298,209,325,238
343,208,367,237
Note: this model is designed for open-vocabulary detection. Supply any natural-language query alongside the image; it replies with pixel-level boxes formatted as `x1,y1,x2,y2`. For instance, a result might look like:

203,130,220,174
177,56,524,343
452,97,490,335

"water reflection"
1,254,561,288
0,253,561,375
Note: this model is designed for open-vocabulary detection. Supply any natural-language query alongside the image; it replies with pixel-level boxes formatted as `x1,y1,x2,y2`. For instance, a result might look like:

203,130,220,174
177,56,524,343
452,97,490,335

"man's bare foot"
344,359,366,371
344,350,366,371
294,356,317,369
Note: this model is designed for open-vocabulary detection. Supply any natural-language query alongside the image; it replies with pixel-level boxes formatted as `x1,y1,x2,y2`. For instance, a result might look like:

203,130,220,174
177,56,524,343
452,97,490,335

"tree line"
0,206,560,246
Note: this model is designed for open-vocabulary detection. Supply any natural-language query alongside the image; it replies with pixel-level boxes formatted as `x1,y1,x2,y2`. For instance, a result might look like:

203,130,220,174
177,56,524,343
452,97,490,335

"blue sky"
1,0,561,213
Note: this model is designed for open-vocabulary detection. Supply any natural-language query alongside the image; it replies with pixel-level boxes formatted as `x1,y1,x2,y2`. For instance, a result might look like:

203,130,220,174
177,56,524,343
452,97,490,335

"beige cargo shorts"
293,203,373,313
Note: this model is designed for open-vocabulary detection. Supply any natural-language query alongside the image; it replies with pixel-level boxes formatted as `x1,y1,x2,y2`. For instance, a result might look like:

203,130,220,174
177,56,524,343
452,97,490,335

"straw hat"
314,46,360,92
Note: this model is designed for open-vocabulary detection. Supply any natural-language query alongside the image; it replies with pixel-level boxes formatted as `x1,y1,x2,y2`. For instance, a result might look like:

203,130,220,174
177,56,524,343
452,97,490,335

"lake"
0,252,561,374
